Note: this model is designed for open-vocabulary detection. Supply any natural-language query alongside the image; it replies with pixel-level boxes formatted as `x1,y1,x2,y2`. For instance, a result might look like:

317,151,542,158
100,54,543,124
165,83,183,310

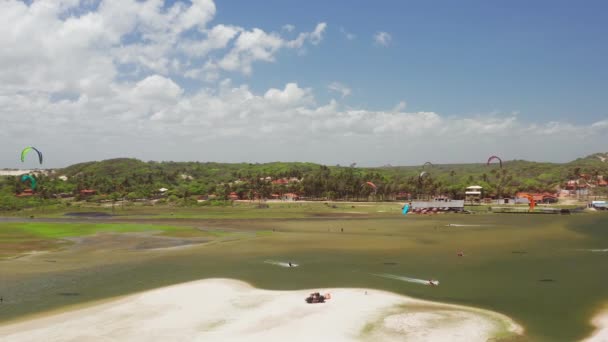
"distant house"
516,192,559,204
465,185,483,204
1,169,34,177
281,193,299,201
80,189,96,196
16,189,34,197
563,179,593,197
565,180,578,190
271,177,301,185
396,192,411,200
228,192,239,200
411,200,464,211
150,188,169,199
536,193,558,204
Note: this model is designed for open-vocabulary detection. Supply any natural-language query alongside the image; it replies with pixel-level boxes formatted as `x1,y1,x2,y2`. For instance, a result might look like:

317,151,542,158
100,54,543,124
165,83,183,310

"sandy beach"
0,278,522,342
584,307,608,342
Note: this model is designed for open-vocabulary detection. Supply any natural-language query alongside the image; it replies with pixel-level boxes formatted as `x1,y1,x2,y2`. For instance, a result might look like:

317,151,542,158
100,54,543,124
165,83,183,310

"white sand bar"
584,308,608,342
0,279,522,342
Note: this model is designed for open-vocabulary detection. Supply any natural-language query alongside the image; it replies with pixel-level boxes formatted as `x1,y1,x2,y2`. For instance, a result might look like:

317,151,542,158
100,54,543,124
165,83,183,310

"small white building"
0,169,35,176
465,185,483,204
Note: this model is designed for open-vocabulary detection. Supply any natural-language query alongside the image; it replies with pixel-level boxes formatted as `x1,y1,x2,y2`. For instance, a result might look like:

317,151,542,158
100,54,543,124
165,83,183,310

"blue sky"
0,0,607,168
214,0,608,122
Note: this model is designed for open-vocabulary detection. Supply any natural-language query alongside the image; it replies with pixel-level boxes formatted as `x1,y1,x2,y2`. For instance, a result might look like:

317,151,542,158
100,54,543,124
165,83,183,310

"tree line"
1,155,607,209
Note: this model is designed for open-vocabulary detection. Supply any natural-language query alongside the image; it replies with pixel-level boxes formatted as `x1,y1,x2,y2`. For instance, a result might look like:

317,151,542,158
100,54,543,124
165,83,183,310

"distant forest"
1,153,608,209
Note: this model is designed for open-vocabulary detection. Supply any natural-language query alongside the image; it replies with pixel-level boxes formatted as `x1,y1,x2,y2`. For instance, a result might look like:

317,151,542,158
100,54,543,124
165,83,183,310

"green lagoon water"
1,210,608,341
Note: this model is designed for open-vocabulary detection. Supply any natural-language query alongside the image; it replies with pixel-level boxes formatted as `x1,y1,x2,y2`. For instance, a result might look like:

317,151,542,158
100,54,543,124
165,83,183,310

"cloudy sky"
1,0,607,168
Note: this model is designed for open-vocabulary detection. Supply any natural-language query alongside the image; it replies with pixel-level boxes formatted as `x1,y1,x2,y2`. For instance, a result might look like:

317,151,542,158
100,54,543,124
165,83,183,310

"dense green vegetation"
2,153,607,210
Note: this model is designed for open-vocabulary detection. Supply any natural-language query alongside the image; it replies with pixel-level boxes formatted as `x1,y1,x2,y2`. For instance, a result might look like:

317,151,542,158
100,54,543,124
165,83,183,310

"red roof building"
516,192,558,203
80,189,96,196
282,193,299,200
16,189,35,197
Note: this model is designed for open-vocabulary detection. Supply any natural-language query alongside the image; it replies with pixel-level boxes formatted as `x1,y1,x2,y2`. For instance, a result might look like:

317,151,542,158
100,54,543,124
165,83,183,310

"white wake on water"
264,260,299,267
373,273,439,286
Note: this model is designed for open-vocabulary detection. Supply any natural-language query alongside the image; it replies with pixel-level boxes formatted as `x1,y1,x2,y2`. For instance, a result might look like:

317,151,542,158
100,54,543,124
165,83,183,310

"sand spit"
584,307,608,341
0,279,522,342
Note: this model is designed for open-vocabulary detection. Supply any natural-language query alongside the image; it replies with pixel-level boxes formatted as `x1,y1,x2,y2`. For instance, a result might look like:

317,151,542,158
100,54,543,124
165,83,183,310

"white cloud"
374,31,392,47
285,22,327,49
175,0,216,32
180,24,242,58
393,101,407,112
264,83,314,106
2,75,606,167
0,0,326,94
282,24,295,32
217,28,284,74
0,1,605,167
131,75,183,102
340,27,356,40
207,22,326,74
309,22,327,45
328,82,352,98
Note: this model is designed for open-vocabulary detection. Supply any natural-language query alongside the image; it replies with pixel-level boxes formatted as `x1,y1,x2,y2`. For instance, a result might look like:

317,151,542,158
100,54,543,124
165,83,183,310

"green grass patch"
0,222,201,258
0,222,184,239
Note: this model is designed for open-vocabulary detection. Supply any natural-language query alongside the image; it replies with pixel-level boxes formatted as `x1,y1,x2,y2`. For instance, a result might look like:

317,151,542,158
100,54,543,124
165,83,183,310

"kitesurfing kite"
418,171,429,181
362,181,378,194
21,174,37,190
486,155,502,168
21,147,43,164
519,193,536,212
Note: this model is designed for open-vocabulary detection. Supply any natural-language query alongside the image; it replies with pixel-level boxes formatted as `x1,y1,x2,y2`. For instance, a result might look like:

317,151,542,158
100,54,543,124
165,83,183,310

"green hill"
2,154,607,206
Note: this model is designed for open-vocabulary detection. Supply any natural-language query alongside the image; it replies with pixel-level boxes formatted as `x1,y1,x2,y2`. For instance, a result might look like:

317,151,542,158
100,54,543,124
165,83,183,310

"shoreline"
583,305,608,341
0,278,523,341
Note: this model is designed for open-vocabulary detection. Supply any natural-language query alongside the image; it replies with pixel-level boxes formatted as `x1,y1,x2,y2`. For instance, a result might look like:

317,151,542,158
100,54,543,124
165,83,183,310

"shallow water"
1,213,608,341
